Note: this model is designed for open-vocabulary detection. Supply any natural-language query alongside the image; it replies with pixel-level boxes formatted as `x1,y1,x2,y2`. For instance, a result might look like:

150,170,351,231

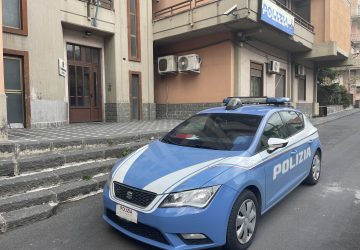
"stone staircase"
0,132,165,233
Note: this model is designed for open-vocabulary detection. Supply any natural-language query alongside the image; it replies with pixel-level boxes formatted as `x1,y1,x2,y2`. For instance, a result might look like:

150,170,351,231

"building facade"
152,0,351,119
336,0,360,103
1,0,155,132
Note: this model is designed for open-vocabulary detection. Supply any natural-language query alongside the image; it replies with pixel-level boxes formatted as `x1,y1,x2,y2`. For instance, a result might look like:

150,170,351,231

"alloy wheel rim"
312,155,321,180
236,199,256,244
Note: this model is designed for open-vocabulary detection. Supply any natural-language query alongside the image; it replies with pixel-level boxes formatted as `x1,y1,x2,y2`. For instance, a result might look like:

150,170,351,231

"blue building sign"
261,0,295,36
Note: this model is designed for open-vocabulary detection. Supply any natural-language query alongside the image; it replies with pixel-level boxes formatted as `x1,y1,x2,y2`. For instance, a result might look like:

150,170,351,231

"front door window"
4,56,24,128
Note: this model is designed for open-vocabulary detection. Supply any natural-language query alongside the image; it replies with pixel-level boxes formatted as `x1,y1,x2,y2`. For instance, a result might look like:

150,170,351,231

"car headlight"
159,185,221,208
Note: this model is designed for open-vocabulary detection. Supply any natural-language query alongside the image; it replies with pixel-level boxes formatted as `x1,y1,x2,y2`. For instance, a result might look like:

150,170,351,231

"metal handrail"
153,0,219,21
79,0,113,10
153,0,192,20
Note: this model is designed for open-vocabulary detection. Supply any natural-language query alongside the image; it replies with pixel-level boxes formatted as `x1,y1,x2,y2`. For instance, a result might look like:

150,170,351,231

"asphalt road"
1,113,360,250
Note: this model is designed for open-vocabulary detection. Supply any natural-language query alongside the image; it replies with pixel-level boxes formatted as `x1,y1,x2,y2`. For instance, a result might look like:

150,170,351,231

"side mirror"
268,138,288,153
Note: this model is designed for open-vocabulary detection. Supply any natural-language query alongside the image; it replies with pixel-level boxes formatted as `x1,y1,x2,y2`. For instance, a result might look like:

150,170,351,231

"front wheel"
303,151,321,185
224,190,259,250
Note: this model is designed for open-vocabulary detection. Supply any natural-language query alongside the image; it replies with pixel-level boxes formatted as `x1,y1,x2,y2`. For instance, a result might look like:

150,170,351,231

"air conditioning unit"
295,64,305,76
158,55,177,74
268,60,280,74
178,54,201,73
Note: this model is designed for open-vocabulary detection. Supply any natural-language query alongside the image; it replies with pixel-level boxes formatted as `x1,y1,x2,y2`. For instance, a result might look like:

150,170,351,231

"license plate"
116,205,138,224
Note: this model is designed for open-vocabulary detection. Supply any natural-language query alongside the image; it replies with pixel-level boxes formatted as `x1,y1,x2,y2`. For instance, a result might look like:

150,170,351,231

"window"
128,0,141,61
2,0,28,36
280,111,304,137
130,72,142,120
298,76,306,101
250,62,263,97
162,114,263,151
260,113,288,151
357,86,360,94
291,0,310,22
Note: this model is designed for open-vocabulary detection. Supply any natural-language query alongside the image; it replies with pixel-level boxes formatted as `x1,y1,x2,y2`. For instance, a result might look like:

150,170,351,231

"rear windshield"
162,113,263,151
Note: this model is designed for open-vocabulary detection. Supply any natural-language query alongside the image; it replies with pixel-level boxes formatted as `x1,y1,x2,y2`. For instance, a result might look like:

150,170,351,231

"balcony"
79,0,113,10
352,34,360,43
60,0,116,33
152,0,314,52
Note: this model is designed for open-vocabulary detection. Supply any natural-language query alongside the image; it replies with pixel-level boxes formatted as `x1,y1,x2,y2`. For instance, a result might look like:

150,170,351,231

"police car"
103,97,322,250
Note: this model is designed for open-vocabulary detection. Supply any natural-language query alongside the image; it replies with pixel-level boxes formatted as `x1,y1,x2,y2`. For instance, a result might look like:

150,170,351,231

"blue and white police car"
103,97,322,250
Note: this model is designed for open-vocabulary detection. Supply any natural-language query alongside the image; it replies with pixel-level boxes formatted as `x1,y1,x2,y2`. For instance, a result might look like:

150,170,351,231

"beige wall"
0,0,8,140
3,0,154,126
155,33,234,104
311,0,351,55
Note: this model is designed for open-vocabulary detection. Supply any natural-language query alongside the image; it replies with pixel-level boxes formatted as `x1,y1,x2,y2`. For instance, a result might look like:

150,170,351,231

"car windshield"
162,113,263,151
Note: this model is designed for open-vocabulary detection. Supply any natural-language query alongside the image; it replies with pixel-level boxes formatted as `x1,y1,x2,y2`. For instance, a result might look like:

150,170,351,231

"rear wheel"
303,151,321,185
224,190,259,250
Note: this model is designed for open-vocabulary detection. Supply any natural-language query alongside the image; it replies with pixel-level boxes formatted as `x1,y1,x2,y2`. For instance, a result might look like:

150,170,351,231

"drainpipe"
92,0,100,27
87,0,91,20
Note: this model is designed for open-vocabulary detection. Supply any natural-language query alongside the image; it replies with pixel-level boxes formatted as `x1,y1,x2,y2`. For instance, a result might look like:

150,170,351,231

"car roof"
198,105,296,117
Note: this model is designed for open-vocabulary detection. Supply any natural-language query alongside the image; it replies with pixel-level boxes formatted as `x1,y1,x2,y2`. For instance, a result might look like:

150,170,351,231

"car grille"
113,182,157,208
106,209,170,245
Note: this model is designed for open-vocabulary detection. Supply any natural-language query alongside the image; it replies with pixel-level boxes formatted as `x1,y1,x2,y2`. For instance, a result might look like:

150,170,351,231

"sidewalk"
7,120,182,143
310,108,360,126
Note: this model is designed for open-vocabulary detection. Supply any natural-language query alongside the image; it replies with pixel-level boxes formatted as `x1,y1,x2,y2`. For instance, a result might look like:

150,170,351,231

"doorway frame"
129,71,142,120
66,43,103,123
3,48,30,128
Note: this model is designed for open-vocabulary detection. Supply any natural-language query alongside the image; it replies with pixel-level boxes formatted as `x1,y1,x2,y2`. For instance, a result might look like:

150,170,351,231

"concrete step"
0,175,107,233
0,140,147,177
0,131,165,159
0,158,117,197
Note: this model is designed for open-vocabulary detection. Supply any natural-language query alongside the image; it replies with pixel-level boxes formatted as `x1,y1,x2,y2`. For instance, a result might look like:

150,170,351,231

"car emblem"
126,191,133,200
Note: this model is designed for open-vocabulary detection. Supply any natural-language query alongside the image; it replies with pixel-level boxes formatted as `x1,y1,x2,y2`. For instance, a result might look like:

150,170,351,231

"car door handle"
308,140,313,144
291,150,297,155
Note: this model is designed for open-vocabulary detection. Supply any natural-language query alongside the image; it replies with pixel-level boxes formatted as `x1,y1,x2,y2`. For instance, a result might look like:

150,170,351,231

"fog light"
181,233,207,240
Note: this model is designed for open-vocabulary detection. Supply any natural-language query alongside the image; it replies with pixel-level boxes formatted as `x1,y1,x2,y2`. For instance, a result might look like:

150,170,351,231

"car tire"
224,190,259,250
303,151,321,185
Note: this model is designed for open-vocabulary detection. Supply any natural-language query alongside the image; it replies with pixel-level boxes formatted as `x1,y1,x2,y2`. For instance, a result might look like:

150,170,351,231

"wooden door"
67,44,102,123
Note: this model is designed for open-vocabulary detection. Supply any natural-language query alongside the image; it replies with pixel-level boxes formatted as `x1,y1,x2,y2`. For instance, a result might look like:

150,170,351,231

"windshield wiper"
187,143,222,151
161,137,180,146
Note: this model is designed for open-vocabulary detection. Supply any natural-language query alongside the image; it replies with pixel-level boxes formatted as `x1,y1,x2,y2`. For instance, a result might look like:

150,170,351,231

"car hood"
112,140,250,194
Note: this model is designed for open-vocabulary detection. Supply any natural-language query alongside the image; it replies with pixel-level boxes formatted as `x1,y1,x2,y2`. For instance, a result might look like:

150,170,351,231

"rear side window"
260,113,288,151
280,111,304,137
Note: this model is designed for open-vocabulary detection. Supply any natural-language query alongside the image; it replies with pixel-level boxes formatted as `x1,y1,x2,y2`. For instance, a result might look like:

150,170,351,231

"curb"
0,159,117,197
0,131,167,159
0,140,147,177
0,175,107,233
311,109,360,127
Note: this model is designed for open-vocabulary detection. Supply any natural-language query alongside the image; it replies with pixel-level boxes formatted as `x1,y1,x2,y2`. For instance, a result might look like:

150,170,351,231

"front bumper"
102,184,237,250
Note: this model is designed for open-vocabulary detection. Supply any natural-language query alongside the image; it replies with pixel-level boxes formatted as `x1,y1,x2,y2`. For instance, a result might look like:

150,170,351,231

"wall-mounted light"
85,30,92,36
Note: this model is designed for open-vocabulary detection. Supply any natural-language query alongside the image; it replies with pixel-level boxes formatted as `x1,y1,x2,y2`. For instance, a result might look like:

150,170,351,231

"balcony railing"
80,0,113,10
153,0,220,21
273,0,314,32
352,34,360,43
153,0,314,33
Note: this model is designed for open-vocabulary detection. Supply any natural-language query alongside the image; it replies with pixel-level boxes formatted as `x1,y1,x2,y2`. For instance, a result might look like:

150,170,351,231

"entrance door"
67,44,102,123
129,72,142,120
4,56,24,128
275,69,286,97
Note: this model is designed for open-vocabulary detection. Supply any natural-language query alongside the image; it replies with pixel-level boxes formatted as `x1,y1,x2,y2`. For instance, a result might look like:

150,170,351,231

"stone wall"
326,105,347,115
106,103,156,122
156,103,223,120
0,94,8,140
296,103,313,118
